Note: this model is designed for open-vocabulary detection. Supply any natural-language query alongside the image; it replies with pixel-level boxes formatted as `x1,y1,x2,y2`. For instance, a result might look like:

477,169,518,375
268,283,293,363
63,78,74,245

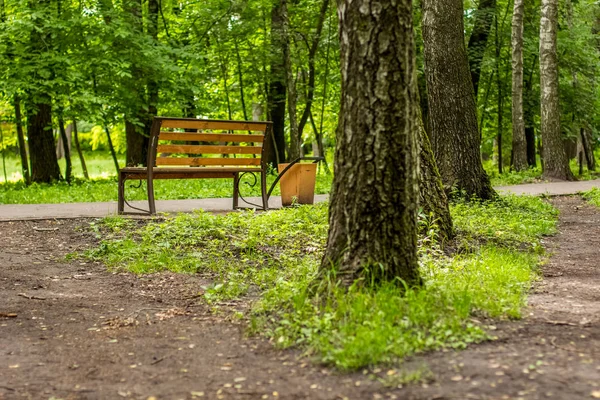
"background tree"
422,0,495,200
321,0,420,286
540,0,574,180
511,0,528,171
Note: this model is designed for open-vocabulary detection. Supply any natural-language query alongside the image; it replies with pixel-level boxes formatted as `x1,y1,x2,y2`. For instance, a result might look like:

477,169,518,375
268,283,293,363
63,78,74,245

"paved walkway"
495,178,600,196
0,179,599,221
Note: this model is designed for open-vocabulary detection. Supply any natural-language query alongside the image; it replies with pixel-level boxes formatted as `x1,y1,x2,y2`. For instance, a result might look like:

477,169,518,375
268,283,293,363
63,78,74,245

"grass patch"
80,195,557,370
484,158,599,186
582,187,600,207
0,167,333,204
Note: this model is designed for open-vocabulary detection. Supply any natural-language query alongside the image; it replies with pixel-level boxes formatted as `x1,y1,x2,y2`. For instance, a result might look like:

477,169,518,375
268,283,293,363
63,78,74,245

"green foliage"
79,195,557,369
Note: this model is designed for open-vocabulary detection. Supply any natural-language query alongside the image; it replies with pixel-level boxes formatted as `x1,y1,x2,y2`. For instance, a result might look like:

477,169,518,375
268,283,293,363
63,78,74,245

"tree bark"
422,0,496,200
321,0,420,287
13,95,30,184
539,0,574,180
26,100,61,183
511,0,528,171
418,117,453,242
468,0,497,98
267,0,287,166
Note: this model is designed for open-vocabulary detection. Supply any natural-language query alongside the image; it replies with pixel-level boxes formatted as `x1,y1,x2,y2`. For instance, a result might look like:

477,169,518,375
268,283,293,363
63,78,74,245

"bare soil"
1,196,599,400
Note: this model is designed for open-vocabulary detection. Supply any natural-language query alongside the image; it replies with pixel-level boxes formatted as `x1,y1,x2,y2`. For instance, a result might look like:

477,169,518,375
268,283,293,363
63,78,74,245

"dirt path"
1,197,599,400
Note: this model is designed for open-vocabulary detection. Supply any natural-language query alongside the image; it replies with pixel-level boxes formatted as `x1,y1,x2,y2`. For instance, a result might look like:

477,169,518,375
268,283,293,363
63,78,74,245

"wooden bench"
118,117,273,214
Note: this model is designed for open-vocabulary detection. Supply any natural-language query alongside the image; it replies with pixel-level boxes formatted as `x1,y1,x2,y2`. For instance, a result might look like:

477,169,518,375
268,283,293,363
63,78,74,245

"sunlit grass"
79,194,557,369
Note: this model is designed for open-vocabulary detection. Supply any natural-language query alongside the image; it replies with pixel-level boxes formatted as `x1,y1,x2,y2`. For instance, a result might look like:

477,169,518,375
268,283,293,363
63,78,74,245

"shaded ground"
1,196,599,400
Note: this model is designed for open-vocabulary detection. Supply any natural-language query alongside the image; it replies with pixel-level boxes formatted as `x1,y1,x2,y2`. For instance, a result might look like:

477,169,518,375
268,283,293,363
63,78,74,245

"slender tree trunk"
58,113,72,183
581,128,596,171
234,37,249,121
297,0,330,137
146,0,159,137
105,126,120,174
540,0,574,180
468,0,497,98
72,121,89,179
124,0,149,167
511,0,528,171
13,95,30,184
0,121,6,183
26,100,61,183
267,0,287,166
495,15,503,174
321,0,420,287
524,56,538,168
282,0,301,161
422,0,496,200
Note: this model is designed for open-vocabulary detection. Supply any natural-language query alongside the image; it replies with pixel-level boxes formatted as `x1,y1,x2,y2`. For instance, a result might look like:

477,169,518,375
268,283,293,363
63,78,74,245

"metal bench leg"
261,171,268,211
147,178,156,215
233,173,240,210
118,172,126,215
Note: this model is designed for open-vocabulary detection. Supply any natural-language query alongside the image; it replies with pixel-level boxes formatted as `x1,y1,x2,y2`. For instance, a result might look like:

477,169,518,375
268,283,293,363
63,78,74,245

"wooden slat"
156,157,262,167
159,132,264,143
157,144,262,155
160,119,268,132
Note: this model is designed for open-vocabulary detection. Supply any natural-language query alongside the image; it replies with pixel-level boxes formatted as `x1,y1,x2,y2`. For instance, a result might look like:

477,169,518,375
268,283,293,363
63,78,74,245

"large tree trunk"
422,0,496,200
27,100,61,183
540,0,574,181
266,0,287,166
468,0,497,98
321,0,420,287
511,0,528,171
13,95,30,184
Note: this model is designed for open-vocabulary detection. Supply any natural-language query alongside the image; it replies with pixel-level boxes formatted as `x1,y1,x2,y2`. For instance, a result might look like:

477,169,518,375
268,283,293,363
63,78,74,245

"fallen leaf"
591,390,600,399
450,375,463,382
190,391,204,397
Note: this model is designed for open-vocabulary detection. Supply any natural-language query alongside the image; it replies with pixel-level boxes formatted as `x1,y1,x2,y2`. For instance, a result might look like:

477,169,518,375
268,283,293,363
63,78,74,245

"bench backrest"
148,117,272,170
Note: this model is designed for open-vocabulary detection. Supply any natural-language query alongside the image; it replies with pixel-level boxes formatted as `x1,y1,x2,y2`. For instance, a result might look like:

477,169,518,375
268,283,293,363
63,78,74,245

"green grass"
582,187,600,207
79,194,558,370
485,157,600,186
0,156,333,204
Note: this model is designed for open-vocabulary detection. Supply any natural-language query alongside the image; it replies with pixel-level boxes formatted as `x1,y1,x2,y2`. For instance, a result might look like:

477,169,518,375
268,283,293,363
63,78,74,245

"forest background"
0,0,599,203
